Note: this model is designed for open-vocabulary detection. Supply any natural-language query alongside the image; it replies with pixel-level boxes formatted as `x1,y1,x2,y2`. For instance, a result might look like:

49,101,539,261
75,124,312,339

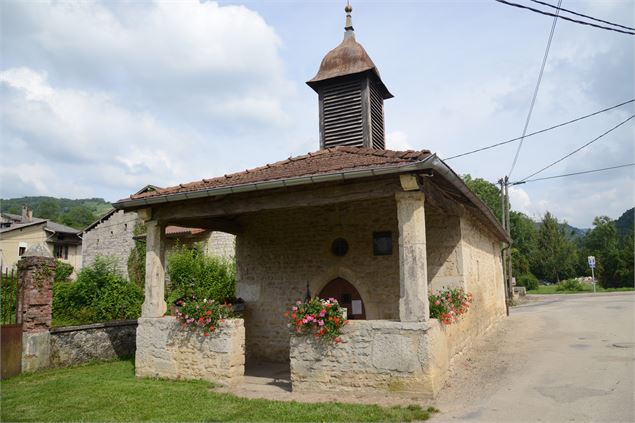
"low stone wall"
50,320,137,368
135,317,244,386
290,320,438,397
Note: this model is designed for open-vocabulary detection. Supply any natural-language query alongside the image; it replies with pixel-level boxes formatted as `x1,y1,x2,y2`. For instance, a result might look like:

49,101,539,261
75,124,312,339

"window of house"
18,246,26,256
54,245,69,259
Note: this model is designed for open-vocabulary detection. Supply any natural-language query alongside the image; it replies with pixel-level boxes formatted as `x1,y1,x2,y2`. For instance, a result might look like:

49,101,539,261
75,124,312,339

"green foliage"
556,278,585,292
532,212,578,282
582,216,633,288
54,260,74,282
0,360,437,422
516,274,539,291
53,257,143,326
0,196,111,229
166,243,235,304
463,174,502,221
127,223,146,289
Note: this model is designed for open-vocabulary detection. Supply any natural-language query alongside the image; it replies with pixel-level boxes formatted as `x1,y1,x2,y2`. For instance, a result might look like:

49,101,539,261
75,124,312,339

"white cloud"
0,0,298,200
386,131,414,151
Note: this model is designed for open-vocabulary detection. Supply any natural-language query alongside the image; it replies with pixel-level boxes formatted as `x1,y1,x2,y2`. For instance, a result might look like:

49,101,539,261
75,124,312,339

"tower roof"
306,4,392,98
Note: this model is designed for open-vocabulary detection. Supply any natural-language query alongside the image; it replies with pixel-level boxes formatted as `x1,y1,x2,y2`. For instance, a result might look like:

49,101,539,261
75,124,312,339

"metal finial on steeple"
344,2,354,33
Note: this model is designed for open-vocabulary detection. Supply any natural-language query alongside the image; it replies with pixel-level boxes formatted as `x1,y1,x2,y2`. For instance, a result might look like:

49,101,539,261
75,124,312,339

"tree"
61,205,95,229
532,212,578,282
37,199,61,220
583,216,631,288
509,211,537,276
463,175,502,222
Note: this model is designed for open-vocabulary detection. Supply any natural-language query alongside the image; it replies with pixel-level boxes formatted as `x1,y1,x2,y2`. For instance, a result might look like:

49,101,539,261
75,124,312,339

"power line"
508,0,561,178
494,0,635,35
529,0,635,32
516,114,635,183
444,99,634,161
511,163,634,185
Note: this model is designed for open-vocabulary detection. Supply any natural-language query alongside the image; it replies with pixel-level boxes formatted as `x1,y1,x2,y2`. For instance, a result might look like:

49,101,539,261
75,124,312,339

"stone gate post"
17,244,56,371
396,191,429,322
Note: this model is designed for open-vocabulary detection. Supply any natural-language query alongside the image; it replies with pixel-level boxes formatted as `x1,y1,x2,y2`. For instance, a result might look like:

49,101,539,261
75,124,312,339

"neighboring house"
113,7,509,397
81,209,235,279
0,206,82,272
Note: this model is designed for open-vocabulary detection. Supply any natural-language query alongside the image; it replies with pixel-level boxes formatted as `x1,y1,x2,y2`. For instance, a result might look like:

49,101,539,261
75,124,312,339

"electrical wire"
508,0,561,178
511,163,634,185
444,99,634,161
529,0,635,32
515,114,635,183
494,0,635,35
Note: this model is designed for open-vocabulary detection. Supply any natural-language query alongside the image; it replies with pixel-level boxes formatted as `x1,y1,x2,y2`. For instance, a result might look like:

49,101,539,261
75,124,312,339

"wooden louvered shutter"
319,79,364,148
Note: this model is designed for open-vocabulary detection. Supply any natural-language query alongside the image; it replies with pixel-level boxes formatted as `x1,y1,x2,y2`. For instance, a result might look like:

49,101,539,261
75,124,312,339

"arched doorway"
318,278,366,320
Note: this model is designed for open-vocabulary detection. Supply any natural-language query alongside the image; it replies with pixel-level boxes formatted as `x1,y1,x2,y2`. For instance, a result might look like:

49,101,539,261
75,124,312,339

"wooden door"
318,278,366,320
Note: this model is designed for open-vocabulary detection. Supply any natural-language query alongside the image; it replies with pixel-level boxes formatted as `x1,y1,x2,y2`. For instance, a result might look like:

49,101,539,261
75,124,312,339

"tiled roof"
165,226,206,237
129,147,432,201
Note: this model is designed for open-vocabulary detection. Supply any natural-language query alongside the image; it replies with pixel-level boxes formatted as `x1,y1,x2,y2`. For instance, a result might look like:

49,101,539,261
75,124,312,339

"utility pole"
499,177,514,309
499,178,510,315
504,176,513,300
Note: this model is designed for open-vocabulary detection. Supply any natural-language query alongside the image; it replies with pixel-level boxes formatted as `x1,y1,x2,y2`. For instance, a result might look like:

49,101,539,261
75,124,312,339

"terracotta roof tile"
129,147,432,201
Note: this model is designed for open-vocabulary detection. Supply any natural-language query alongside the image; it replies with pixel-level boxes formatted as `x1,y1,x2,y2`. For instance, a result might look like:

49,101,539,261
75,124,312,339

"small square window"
373,231,392,256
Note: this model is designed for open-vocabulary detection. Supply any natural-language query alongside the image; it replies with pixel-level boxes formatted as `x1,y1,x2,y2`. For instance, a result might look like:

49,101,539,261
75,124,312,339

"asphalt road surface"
432,292,634,423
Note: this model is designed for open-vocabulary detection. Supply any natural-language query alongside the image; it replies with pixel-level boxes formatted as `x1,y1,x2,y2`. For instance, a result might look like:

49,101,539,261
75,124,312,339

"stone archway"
318,278,366,320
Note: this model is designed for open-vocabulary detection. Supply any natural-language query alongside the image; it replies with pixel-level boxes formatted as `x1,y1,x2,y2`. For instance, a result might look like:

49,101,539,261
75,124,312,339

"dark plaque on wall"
373,231,392,256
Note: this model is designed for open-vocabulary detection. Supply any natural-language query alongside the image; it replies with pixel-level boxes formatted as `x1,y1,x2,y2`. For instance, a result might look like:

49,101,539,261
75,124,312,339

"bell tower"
307,3,393,150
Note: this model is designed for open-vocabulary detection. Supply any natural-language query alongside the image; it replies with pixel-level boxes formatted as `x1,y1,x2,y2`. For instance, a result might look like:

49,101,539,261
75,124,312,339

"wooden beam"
153,176,402,222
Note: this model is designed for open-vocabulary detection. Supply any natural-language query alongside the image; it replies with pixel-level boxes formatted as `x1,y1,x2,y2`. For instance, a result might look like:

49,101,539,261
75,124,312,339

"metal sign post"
588,256,596,293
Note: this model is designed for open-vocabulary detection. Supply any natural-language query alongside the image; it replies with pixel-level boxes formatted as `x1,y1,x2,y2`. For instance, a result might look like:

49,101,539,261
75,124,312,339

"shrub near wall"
166,243,236,305
53,257,143,326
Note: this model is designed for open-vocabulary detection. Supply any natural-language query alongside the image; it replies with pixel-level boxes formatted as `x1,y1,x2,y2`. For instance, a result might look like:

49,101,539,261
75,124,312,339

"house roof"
125,147,432,202
0,213,80,235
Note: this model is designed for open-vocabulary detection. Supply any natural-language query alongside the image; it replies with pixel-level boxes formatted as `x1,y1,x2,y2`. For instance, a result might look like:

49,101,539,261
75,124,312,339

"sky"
0,0,633,228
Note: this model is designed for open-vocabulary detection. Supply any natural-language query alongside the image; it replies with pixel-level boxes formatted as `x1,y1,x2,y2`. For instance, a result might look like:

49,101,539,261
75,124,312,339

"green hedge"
516,273,539,291
53,257,143,326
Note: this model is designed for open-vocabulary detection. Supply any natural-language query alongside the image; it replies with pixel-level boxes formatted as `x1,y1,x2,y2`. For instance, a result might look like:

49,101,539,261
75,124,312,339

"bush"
53,257,143,326
166,243,235,304
127,223,146,289
516,273,539,291
54,260,74,282
556,278,585,292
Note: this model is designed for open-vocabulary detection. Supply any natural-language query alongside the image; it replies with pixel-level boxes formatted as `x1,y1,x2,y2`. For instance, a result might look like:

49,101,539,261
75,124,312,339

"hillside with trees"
0,197,112,230
463,176,634,288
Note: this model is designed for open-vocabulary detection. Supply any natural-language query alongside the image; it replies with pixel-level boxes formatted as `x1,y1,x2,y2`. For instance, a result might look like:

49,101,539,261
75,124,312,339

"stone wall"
82,210,139,279
49,320,137,367
135,317,244,386
425,209,464,293
290,320,437,396
235,197,400,362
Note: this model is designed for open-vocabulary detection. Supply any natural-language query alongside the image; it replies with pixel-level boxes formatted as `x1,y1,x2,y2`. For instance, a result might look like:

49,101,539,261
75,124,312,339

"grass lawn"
527,285,634,295
0,359,437,422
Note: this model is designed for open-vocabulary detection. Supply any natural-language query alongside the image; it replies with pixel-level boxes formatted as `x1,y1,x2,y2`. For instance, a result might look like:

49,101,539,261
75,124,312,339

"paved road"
432,292,634,423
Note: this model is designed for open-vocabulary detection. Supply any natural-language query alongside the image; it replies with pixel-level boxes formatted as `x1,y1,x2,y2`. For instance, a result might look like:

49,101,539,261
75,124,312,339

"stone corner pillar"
396,191,429,322
142,220,167,318
17,244,55,372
